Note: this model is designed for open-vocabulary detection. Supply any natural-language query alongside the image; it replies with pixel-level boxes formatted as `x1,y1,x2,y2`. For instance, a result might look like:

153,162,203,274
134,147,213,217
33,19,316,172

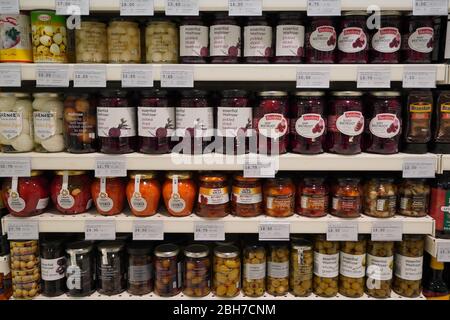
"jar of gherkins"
313,235,339,297
213,245,240,298
290,237,313,297
242,243,266,297
365,241,394,298
339,237,366,298
267,243,289,296
183,244,210,298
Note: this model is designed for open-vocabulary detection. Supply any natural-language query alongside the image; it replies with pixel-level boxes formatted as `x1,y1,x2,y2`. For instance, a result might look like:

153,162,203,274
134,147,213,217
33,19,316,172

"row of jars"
1,171,432,219
0,11,437,65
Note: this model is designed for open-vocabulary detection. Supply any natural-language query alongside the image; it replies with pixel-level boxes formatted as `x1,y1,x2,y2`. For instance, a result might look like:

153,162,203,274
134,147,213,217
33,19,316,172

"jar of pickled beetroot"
275,13,304,63
402,13,434,63
97,90,136,154
1,171,49,217
331,177,362,218
197,173,230,218
137,89,174,154
210,13,241,63
231,174,263,217
370,11,402,63
290,91,326,154
327,91,364,155
432,91,450,153
175,90,213,155
337,11,369,64
364,91,402,155
50,171,92,215
254,91,289,155
244,15,273,64
305,17,336,63
296,176,328,218
154,244,181,297
180,16,208,64
264,177,295,217
91,177,126,216
126,171,161,217
162,172,196,217
216,89,252,155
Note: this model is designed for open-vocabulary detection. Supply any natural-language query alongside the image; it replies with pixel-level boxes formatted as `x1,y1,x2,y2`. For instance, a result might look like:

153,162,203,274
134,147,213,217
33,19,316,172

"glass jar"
180,16,208,63
363,177,397,218
97,90,136,154
2,171,49,217
91,177,126,216
10,240,40,299
242,244,266,297
432,91,450,153
290,237,313,297
365,241,394,298
398,179,430,217
403,91,433,154
127,243,153,296
290,91,326,154
275,13,304,63
393,235,424,298
50,171,92,215
231,175,263,217
65,241,96,297
327,91,364,155
213,245,240,298
162,172,196,217
254,91,289,155
146,20,178,63
337,11,369,63
216,89,252,155
267,243,289,296
0,93,34,153
183,244,210,297
40,238,66,297
197,173,230,218
0,235,12,301
264,177,295,217
75,19,108,63
402,14,434,63
244,15,273,63
363,91,402,155
370,11,402,63
108,19,141,63
305,16,336,63
97,241,126,296
154,244,181,297
296,176,328,218
210,13,241,63
429,176,450,238
339,237,366,298
33,93,64,153
126,171,161,217
331,177,362,218
313,235,339,298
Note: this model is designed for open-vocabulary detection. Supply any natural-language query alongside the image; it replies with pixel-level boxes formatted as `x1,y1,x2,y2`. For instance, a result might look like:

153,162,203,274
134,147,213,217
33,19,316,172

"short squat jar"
244,15,273,64
197,173,230,218
183,244,210,298
331,177,362,218
179,16,208,63
296,176,328,218
232,175,263,217
210,13,241,63
305,16,336,63
275,13,305,63
402,14,434,63
337,11,369,64
370,11,402,63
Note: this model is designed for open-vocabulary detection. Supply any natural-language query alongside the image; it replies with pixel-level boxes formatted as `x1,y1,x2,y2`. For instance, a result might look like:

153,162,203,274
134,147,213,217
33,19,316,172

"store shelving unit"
425,235,450,259
440,155,450,172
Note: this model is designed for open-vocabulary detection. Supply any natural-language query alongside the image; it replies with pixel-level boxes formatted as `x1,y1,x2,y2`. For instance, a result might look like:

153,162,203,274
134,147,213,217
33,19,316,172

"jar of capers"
213,245,240,298
290,237,313,297
339,237,366,298
365,241,394,298
313,235,339,298
242,244,266,297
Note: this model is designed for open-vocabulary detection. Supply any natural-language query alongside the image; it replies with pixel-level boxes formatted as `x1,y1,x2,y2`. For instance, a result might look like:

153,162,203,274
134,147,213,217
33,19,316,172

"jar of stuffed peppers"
296,176,328,218
339,237,366,298
305,17,336,63
126,171,161,217
370,11,402,63
183,244,210,297
50,171,92,215
290,237,313,297
162,172,196,217
363,176,397,218
402,14,434,63
275,13,304,63
91,177,126,216
433,91,450,153
127,242,153,296
337,11,369,63
365,240,394,298
154,244,182,297
398,179,430,217
231,174,263,217
313,235,339,298
197,173,230,218
210,13,241,63
267,243,289,296
242,243,266,297
331,176,362,218
180,16,208,63
264,177,295,217
213,245,240,298
244,15,273,64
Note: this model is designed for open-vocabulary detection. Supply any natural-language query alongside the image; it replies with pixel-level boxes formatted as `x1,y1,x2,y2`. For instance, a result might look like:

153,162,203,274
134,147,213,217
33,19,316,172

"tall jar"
264,177,295,217
305,16,336,63
97,90,136,154
244,15,273,63
290,91,326,154
275,13,304,63
331,177,362,218
363,177,397,218
370,11,402,63
180,16,208,63
296,176,328,218
242,244,266,297
183,244,210,298
40,238,66,297
213,245,240,298
365,241,394,298
432,91,450,153
231,175,263,217
0,235,12,301
398,179,430,217
339,237,366,298
10,240,40,299
327,91,364,155
75,19,108,63
108,18,141,63
126,171,161,217
91,177,126,216
162,172,196,217
337,11,369,63
402,14,434,63
146,20,178,63
127,243,153,296
290,237,313,297
197,173,230,218
33,93,64,153
210,13,241,63
50,171,92,215
429,176,450,238
313,235,339,298
154,244,182,297
65,241,96,297
0,13,32,63
267,243,289,296
97,241,126,296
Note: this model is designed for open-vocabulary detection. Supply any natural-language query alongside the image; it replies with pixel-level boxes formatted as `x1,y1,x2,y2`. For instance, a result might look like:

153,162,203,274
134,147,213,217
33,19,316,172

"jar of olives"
154,244,182,297
331,177,362,218
97,241,126,296
398,179,430,217
33,93,64,153
242,244,266,297
108,18,141,63
267,243,289,296
183,244,210,298
366,241,394,298
10,240,40,299
213,245,240,298
339,237,366,298
313,235,339,298
290,237,313,297
65,241,96,297
127,242,153,296
363,177,397,218
146,20,178,63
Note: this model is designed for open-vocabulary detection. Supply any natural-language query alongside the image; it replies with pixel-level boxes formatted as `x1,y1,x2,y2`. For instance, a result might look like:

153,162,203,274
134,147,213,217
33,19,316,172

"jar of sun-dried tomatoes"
331,177,362,218
337,11,369,64
305,17,336,63
370,11,402,63
402,13,434,63
197,173,230,218
264,177,295,217
296,176,328,218
231,174,263,217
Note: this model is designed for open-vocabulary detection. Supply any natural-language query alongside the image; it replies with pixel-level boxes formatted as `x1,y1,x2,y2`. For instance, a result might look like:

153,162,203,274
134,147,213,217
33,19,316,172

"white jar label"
340,252,365,278
338,27,367,53
175,107,214,138
97,107,136,138
276,25,305,57
7,192,25,212
267,261,289,279
137,106,174,138
41,257,65,281
131,195,147,212
199,187,229,205
57,192,75,210
369,113,400,139
394,254,423,281
408,27,434,53
210,24,241,57
310,26,336,52
180,25,209,57
169,196,186,213
257,113,288,139
0,255,10,274
245,263,266,280
129,264,152,283
314,252,339,278
0,111,22,140
244,25,272,57
97,195,114,212
336,111,364,136
366,254,393,281
217,107,252,137
372,27,401,53
295,113,325,139
37,197,49,210
232,187,262,204
33,111,56,140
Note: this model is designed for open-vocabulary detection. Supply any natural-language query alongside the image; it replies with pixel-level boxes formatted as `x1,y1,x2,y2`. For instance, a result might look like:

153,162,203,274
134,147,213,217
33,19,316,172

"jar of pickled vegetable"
91,177,126,216
33,93,64,153
75,19,108,63
210,13,241,63
339,237,366,298
213,245,240,298
432,91,450,153
50,171,92,215
398,179,430,217
180,16,208,63
313,235,339,298
126,171,161,217
370,11,401,63
108,19,141,63
290,237,313,297
337,11,369,63
264,177,295,217
244,15,273,64
162,172,196,217
363,177,397,218
267,243,289,296
127,242,153,296
183,244,210,297
402,14,434,63
146,20,178,64
154,244,181,297
275,13,304,63
197,173,230,218
242,244,266,297
231,175,263,217
366,241,394,298
331,177,362,218
305,17,336,63
296,176,328,217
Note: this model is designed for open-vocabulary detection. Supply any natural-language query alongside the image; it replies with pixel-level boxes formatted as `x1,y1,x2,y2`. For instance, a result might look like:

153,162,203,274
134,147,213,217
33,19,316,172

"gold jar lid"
166,171,192,180
257,91,288,97
55,170,87,176
30,170,44,177
0,92,29,98
332,91,363,97
129,171,156,179
32,93,61,99
295,91,325,97
342,11,368,16
199,173,227,182
370,91,401,97
214,245,239,258
233,174,260,183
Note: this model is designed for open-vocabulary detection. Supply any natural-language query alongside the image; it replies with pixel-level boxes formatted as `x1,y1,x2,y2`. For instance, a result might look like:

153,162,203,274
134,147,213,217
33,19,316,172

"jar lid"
302,176,326,183
214,245,239,258
65,241,94,254
141,89,168,98
166,171,192,180
337,176,361,183
382,11,402,16
199,173,227,182
127,242,153,255
32,93,61,98
295,91,325,97
403,234,424,241
30,170,44,177
100,90,128,98
129,171,156,179
147,19,176,25
266,176,293,184
110,17,137,23
184,244,209,258
342,11,367,16
370,91,401,97
0,92,29,98
279,12,303,20
257,91,288,97
222,89,248,98
41,238,64,250
332,91,363,97
80,17,108,24
233,174,260,183
290,236,312,249
181,90,207,98
97,241,125,253
55,170,87,176
155,243,179,258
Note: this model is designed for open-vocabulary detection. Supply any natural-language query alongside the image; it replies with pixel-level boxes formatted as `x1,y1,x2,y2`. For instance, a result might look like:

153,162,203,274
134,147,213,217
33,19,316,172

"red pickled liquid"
244,16,273,64
274,13,304,64
402,15,434,63
370,14,401,63
337,14,369,64
305,17,336,64
50,174,92,214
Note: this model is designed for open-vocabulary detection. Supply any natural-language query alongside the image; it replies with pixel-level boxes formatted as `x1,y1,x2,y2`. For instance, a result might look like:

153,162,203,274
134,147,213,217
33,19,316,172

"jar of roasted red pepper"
91,177,126,216
363,91,402,155
137,89,174,154
197,173,230,218
327,91,364,155
331,177,362,218
337,11,369,64
290,91,326,154
231,174,263,217
370,11,402,63
254,91,289,155
126,171,161,217
244,15,273,63
210,13,241,63
402,13,434,63
432,91,450,153
50,171,92,215
264,177,295,217
305,17,336,63
296,176,328,217
275,13,304,63
180,16,208,64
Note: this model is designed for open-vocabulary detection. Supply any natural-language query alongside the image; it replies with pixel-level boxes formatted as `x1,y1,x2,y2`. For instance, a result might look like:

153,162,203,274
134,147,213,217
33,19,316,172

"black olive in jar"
96,241,127,296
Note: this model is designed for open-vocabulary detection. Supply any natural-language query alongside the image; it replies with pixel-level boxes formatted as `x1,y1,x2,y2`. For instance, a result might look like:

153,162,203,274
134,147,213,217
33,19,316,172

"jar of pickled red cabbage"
180,16,208,64
337,11,369,64
370,11,401,63
244,15,273,64
305,17,336,63
275,13,304,63
402,14,434,63
210,13,241,63
432,91,450,153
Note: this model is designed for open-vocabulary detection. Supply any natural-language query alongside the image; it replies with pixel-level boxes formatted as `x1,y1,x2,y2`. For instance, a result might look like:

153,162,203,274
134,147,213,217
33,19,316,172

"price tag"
327,221,358,241
228,0,262,16
160,66,194,88
7,220,39,240
120,0,154,15
56,0,90,15
0,158,31,177
357,67,391,88
296,67,330,88
74,65,107,88
402,158,436,178
436,241,450,262
371,221,403,241
95,158,127,177
132,220,164,240
307,0,341,16
85,220,116,240
0,64,21,87
259,222,290,241
0,0,19,15
403,66,437,88
36,65,69,87
165,0,199,16
194,221,225,241
413,0,448,16
121,65,153,87
244,155,277,178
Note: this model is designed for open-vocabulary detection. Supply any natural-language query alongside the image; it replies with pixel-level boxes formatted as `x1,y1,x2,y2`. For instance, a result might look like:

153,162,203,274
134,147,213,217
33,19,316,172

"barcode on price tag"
244,155,277,178
296,67,330,88
122,65,153,87
403,66,437,88
74,65,107,87
402,158,436,178
357,67,391,88
160,66,194,88
36,65,69,87
0,158,31,177
0,64,21,87
371,221,403,241
194,221,225,241
259,222,290,241
165,0,199,16
327,221,358,241
228,0,262,16
436,241,450,262
95,158,127,177
56,0,90,15
85,220,116,240
0,0,19,13
133,220,164,240
413,0,448,16
307,0,341,16
7,220,39,240
120,0,154,16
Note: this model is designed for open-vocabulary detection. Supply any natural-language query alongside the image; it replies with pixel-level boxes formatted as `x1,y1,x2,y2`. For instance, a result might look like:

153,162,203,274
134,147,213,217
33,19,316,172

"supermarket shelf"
440,155,450,171
425,235,450,259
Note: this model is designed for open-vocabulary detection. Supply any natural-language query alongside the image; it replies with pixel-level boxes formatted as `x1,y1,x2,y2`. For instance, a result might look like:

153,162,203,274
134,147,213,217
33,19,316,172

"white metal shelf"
440,155,450,172
425,235,450,259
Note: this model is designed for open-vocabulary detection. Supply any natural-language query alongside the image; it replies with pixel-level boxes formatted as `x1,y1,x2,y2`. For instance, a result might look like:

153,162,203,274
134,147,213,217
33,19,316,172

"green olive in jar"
339,237,366,298
313,235,339,298
242,245,266,297
365,241,394,298
290,237,313,297
267,244,289,296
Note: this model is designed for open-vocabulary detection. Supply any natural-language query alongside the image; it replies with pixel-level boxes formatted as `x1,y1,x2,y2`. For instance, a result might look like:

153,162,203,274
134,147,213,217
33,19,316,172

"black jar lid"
100,90,128,98
180,89,208,98
184,244,209,258
279,12,303,20
155,243,179,258
41,238,65,250
127,242,153,255
141,89,168,98
222,89,248,98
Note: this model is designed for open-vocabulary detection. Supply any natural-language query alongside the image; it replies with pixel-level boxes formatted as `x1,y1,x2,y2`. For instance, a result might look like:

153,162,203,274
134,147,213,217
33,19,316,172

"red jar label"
369,113,400,138
335,111,364,136
338,27,367,53
276,25,305,57
137,106,175,138
310,26,336,52
372,27,401,53
295,113,325,139
408,27,433,53
257,113,288,139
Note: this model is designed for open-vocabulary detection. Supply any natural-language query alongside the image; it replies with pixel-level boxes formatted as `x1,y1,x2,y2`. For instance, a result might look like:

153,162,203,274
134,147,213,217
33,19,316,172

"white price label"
371,221,403,241
74,65,107,88
36,65,69,87
160,66,194,88
244,155,277,178
436,241,450,262
402,159,436,178
56,0,90,15
403,66,437,88
307,0,341,16
132,220,164,240
228,0,262,16
95,158,127,177
327,221,358,241
7,220,39,240
413,0,448,16
296,68,330,88
357,67,391,88
85,220,116,240
121,65,153,87
0,158,31,177
0,0,19,14
120,0,154,15
165,0,199,16
259,222,290,241
194,221,225,241
0,64,21,87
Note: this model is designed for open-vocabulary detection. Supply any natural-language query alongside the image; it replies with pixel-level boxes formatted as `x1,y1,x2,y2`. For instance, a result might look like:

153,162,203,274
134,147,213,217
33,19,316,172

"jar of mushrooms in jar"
363,176,397,218
398,179,430,217
267,243,289,296
313,235,339,298
242,244,266,297
339,237,366,298
290,237,313,297
213,245,240,298
365,241,394,298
